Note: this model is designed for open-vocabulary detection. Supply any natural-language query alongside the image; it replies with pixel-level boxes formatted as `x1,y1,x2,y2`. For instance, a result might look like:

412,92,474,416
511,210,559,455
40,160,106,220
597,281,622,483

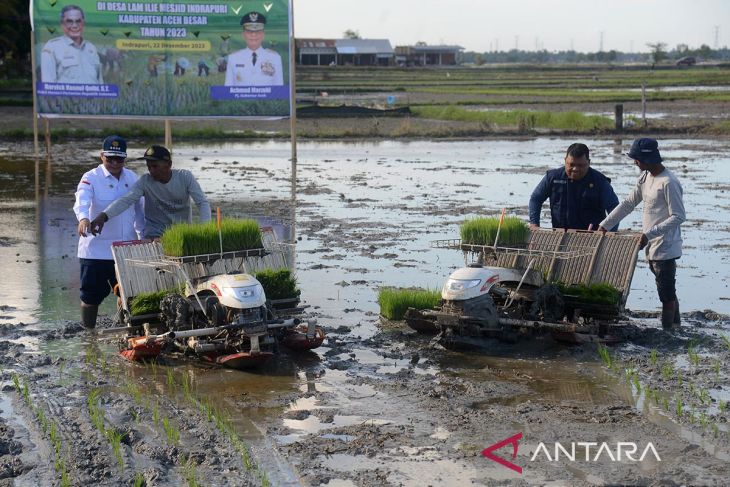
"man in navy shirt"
529,143,619,231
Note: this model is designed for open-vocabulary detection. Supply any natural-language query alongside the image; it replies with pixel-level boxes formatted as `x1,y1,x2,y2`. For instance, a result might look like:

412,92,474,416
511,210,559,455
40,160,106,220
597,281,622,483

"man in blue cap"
73,135,145,328
599,138,686,330
224,11,283,86
529,143,619,231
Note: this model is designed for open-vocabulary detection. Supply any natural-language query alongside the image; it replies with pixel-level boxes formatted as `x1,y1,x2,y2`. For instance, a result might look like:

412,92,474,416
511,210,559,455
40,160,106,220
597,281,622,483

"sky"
294,0,730,53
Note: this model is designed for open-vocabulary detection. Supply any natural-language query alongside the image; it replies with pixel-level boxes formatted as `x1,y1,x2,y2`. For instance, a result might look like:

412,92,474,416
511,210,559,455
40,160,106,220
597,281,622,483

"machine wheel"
204,297,227,327
461,294,499,332
530,284,565,322
160,293,192,331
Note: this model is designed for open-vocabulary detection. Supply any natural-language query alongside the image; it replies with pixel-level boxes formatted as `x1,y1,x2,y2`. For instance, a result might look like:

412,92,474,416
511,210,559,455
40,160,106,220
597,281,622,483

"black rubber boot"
661,301,677,331
81,303,98,329
674,300,681,326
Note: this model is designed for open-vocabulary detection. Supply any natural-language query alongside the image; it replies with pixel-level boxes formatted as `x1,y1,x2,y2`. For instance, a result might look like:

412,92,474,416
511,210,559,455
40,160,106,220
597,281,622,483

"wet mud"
1,138,730,485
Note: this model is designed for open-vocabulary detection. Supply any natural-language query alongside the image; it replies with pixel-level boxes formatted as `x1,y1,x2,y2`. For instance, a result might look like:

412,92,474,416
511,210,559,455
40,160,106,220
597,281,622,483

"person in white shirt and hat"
40,5,103,84
224,11,283,86
598,138,686,331
73,136,144,328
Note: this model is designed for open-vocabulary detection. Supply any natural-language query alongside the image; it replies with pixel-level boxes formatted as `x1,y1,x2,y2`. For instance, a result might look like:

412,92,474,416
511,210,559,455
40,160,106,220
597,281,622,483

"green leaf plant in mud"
378,287,441,320
133,472,145,487
183,456,201,487
130,286,183,316
676,395,684,417
661,361,674,380
555,282,621,306
460,216,529,247
722,335,730,353
649,349,658,367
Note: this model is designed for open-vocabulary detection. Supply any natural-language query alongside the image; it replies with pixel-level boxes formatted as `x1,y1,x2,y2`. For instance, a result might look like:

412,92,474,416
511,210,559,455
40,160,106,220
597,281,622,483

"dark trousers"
80,258,117,305
649,259,677,303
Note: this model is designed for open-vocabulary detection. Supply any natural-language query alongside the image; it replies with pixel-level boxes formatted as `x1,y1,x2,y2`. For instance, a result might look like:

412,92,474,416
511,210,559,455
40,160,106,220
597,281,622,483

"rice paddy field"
1,63,730,486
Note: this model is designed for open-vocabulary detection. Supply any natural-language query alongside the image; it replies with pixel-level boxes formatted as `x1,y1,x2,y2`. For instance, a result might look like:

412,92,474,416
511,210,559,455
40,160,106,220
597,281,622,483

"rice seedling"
676,396,683,417
378,287,441,320
160,219,262,257
661,362,674,380
162,417,180,445
152,401,160,426
699,411,708,428
166,369,177,391
688,411,695,424
719,400,727,413
11,373,21,393
676,370,683,387
688,345,701,367
21,382,30,406
460,216,529,247
87,389,106,433
555,282,621,306
133,472,145,487
255,268,301,300
649,349,658,367
105,428,125,469
662,397,669,411
597,345,613,368
713,359,721,377
126,381,143,405
712,424,719,438
698,388,710,405
632,374,641,394
183,456,200,487
721,335,730,353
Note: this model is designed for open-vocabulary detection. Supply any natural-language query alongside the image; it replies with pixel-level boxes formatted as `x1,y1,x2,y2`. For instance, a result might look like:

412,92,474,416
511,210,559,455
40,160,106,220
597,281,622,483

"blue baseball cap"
101,135,127,158
627,138,662,165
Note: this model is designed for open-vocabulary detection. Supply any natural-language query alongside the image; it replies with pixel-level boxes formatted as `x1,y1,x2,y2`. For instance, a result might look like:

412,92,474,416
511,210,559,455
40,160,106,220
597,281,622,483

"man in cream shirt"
599,138,686,331
41,5,103,84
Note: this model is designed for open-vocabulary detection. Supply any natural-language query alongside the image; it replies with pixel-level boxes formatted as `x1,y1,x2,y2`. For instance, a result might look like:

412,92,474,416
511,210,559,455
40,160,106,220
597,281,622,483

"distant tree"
0,0,31,79
646,42,668,64
343,29,361,39
696,44,713,59
473,53,484,65
415,41,427,46
676,43,689,54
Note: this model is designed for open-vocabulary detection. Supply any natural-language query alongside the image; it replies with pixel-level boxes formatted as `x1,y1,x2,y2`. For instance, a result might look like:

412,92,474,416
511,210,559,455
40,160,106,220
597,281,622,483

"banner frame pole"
30,28,40,157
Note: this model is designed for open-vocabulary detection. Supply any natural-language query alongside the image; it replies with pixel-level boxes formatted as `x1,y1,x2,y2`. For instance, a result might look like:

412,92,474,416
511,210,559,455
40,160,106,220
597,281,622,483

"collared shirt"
40,35,103,84
529,167,620,231
73,165,144,260
600,168,685,261
224,47,283,86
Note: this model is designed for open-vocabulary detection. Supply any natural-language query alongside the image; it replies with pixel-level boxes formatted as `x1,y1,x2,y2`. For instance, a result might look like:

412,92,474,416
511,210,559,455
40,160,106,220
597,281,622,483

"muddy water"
1,137,730,485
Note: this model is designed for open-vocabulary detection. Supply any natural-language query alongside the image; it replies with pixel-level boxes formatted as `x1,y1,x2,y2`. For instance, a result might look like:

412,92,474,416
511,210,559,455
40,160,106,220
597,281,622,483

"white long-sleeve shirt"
600,168,685,260
73,165,144,260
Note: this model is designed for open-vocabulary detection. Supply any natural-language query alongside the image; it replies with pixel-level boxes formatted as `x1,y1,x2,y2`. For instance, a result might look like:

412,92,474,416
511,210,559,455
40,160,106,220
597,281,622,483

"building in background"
296,38,394,66
395,44,464,66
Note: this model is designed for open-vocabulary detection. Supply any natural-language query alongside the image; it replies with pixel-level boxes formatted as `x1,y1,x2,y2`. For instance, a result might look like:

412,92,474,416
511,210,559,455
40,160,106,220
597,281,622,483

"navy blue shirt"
529,167,619,231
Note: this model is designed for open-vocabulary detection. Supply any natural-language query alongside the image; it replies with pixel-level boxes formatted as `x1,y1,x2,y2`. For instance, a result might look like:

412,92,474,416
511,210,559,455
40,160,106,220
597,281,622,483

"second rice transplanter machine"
405,219,643,347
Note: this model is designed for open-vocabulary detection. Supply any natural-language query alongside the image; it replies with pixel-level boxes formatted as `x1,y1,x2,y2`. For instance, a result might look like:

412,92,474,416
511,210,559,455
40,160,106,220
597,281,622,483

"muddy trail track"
1,138,730,486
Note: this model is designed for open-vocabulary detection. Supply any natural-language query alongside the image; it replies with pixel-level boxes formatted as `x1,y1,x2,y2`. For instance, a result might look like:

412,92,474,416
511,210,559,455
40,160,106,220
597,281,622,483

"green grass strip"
378,287,441,320
161,218,262,257
412,105,613,130
460,216,530,246
254,268,300,301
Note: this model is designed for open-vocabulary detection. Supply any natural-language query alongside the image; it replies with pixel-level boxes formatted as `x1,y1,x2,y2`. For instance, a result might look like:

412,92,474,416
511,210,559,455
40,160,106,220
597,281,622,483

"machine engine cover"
442,266,544,301
196,273,266,310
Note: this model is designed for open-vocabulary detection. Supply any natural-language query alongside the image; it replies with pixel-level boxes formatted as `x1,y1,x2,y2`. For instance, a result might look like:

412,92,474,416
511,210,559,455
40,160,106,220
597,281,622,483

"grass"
378,287,441,320
555,282,621,305
412,105,613,131
162,417,180,445
160,219,263,257
649,349,658,366
255,268,301,301
460,216,530,247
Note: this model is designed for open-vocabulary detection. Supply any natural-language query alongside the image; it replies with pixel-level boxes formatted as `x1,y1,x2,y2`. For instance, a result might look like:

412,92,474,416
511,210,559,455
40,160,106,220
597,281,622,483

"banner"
31,0,292,118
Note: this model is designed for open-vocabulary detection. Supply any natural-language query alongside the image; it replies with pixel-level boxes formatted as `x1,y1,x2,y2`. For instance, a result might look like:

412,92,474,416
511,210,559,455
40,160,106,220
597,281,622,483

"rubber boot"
674,300,681,326
661,300,677,331
81,303,98,329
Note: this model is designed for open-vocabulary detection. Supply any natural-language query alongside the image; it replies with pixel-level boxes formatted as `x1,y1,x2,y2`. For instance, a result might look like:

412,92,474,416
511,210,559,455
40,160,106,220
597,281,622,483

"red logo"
482,432,523,474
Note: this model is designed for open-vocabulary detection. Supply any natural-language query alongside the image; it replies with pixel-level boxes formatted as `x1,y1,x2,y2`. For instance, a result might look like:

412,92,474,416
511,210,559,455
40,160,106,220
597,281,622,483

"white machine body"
193,273,267,309
442,265,545,301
